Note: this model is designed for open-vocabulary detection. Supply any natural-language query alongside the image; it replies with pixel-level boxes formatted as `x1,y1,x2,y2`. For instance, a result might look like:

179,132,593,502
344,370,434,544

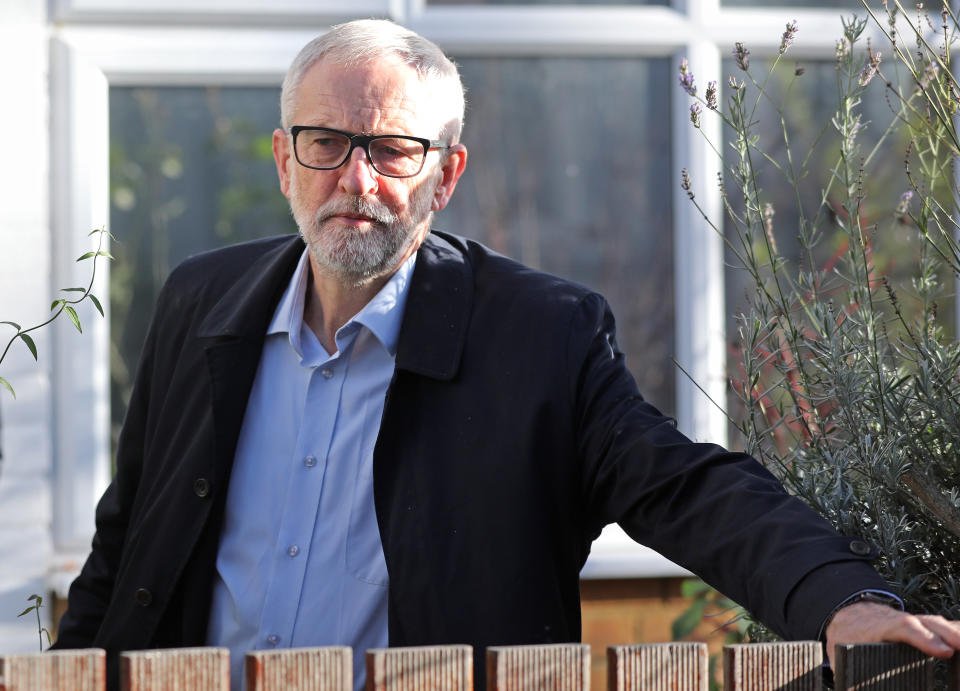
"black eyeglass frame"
289,125,448,178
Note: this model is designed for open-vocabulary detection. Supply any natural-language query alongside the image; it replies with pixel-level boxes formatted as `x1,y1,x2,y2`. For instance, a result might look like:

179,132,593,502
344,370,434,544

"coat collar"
196,232,472,381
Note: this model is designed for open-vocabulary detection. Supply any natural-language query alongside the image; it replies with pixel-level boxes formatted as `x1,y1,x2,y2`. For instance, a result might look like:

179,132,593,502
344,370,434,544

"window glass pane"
723,0,858,6
432,0,665,5
447,57,675,414
109,86,291,446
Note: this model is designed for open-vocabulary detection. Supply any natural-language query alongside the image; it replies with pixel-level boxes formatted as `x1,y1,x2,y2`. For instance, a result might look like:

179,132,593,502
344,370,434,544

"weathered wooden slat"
486,643,589,691
0,648,106,691
607,642,707,691
833,643,934,690
120,647,229,691
723,642,822,691
245,646,352,691
366,645,472,691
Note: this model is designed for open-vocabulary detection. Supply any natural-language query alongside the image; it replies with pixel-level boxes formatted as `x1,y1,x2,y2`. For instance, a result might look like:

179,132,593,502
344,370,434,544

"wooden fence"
1,641,958,690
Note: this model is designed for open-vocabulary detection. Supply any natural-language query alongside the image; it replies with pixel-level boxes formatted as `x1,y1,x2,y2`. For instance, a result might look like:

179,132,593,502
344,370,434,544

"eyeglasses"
290,126,448,178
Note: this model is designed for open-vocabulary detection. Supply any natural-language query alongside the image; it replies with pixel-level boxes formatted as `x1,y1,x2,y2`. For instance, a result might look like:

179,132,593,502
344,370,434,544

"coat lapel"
396,232,473,380
198,236,305,489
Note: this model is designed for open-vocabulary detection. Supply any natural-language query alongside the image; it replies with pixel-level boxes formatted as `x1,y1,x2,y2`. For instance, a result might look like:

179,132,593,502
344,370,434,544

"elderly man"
54,18,960,691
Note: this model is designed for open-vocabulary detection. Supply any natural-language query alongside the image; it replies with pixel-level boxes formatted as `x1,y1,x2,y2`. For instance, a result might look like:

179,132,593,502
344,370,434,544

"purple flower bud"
678,57,696,96
706,80,718,110
733,42,751,71
779,20,798,55
690,103,702,128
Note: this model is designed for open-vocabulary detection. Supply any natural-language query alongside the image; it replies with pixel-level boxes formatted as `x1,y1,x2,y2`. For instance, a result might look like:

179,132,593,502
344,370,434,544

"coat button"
193,478,210,498
134,588,153,607
849,539,872,556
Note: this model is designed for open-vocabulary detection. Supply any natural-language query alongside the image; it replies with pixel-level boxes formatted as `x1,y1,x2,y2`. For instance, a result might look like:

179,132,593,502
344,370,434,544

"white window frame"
49,0,879,584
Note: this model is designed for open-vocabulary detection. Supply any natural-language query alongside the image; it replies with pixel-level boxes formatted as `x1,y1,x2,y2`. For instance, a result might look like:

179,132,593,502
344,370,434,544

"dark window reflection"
109,86,292,450
448,57,675,415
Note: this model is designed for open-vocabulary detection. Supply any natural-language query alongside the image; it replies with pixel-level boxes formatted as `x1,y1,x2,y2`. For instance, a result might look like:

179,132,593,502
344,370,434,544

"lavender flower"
733,42,751,71
835,38,850,68
920,61,940,89
859,49,881,86
690,103,702,128
678,57,696,96
705,80,718,110
681,168,694,199
779,20,799,55
896,190,914,222
845,118,863,149
795,64,806,76
728,75,744,90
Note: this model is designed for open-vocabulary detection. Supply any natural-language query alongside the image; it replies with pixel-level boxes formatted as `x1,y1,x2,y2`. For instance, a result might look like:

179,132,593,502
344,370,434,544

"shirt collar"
267,248,416,358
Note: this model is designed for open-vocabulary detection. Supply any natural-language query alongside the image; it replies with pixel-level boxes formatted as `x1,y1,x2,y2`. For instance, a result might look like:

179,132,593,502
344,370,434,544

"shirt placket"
257,351,349,650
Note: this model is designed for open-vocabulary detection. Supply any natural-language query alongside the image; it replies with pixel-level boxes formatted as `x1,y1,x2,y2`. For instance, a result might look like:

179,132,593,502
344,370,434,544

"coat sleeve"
52,283,166,648
570,292,888,641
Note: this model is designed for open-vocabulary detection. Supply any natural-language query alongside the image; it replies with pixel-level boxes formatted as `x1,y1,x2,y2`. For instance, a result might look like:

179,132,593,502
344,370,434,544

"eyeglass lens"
295,130,427,177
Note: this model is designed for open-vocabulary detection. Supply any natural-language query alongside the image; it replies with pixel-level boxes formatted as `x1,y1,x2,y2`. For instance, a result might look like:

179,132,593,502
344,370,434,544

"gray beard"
292,194,431,286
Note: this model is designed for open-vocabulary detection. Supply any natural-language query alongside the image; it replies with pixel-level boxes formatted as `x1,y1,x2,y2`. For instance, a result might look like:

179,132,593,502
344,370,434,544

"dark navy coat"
54,232,887,687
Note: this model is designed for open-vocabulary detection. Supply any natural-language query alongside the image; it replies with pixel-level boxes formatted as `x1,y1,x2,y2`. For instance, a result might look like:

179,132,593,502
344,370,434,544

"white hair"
280,19,466,143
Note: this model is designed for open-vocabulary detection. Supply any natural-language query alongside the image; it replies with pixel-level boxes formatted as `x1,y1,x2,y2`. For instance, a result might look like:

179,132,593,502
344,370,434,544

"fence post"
0,649,106,691
365,645,473,691
486,643,589,691
245,646,352,691
119,647,229,691
723,642,822,691
607,642,707,691
833,643,935,690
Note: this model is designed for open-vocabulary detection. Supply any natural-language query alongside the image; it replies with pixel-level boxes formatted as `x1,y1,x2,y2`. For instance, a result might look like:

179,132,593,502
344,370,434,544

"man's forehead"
294,57,440,134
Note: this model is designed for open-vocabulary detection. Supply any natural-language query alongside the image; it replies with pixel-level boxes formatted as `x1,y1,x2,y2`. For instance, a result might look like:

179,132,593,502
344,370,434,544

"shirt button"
304,456,317,468
320,367,334,379
287,545,299,557
134,588,153,607
266,634,280,646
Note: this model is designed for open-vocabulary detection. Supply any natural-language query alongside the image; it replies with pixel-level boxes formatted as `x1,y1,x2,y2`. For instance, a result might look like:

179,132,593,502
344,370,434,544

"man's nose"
338,146,379,196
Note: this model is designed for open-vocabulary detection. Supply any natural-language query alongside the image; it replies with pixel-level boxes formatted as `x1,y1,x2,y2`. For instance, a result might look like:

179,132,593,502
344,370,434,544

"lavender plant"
678,4,960,630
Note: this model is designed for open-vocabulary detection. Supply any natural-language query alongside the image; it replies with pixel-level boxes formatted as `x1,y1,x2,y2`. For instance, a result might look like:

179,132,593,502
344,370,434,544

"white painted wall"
0,0,55,653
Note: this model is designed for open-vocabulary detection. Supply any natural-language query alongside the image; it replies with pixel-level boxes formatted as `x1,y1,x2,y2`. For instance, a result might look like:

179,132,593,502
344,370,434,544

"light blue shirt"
206,249,416,691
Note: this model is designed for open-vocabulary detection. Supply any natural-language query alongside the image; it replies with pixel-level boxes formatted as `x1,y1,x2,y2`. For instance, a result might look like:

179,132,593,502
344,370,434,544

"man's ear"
431,143,468,212
273,128,293,199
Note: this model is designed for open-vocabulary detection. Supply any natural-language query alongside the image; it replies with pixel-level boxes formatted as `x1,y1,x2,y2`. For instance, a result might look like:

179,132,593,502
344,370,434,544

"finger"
915,615,960,652
881,615,955,658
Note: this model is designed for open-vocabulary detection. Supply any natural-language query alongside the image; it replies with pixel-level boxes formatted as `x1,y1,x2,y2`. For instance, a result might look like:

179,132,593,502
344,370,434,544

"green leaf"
88,293,104,317
51,299,64,312
75,251,96,262
43,628,51,645
681,578,713,598
27,594,41,604
0,321,21,330
64,306,82,333
17,607,34,618
0,376,15,399
672,597,707,640
96,250,115,260
20,333,37,360
60,288,86,293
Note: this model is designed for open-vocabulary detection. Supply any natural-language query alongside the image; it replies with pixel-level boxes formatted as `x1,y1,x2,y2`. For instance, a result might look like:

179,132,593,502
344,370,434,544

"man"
54,18,960,691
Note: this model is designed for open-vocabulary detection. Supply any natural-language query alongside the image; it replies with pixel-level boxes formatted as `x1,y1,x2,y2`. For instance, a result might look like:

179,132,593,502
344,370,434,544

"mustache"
314,197,397,226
